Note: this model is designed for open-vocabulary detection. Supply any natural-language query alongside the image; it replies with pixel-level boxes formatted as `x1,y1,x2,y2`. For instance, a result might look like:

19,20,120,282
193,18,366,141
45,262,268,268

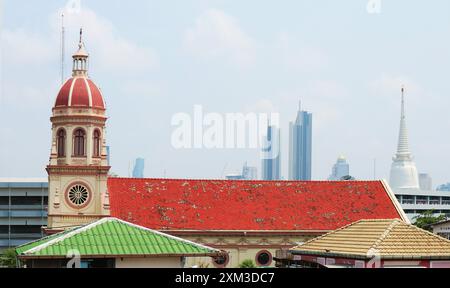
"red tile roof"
108,179,405,231
54,77,105,109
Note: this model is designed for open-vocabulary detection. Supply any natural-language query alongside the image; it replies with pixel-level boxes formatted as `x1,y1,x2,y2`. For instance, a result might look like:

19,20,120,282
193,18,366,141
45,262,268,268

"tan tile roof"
291,219,450,260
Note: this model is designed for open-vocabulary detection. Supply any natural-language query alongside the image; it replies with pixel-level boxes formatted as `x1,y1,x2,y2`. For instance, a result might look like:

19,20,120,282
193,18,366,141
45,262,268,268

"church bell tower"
46,30,111,233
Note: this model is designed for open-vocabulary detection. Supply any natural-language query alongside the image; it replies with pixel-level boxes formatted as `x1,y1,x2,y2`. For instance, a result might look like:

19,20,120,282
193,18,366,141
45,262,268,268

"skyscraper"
289,103,312,180
132,158,145,178
242,162,257,180
262,123,281,180
328,156,350,180
389,87,420,190
419,173,432,191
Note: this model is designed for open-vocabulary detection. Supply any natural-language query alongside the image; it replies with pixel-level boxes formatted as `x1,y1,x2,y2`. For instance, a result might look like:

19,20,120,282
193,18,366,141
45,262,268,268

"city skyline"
1,1,450,186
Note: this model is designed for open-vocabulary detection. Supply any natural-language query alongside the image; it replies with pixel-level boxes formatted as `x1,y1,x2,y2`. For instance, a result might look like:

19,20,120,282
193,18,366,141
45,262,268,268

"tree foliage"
413,210,446,231
0,249,17,268
238,259,256,268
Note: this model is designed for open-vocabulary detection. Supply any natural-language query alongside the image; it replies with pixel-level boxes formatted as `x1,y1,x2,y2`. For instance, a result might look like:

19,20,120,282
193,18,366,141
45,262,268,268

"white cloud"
53,8,158,75
369,74,422,95
245,99,278,114
1,29,55,65
277,32,328,72
184,9,256,67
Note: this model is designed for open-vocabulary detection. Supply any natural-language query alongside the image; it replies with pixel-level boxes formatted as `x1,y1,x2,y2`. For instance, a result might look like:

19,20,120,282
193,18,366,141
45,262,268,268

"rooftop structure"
279,219,450,268
108,178,407,231
16,217,222,268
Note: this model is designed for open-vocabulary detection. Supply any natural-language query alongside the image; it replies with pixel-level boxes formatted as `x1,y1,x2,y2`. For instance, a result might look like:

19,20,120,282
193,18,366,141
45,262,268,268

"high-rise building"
106,146,111,166
419,173,432,191
132,158,145,178
242,163,257,180
389,87,420,190
289,103,312,180
437,183,450,191
262,123,281,180
226,162,257,180
328,156,350,180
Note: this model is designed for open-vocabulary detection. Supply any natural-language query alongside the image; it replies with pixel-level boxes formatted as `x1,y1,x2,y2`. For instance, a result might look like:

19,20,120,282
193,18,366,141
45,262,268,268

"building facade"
108,178,408,268
262,124,281,180
46,30,111,232
16,218,222,268
289,104,312,180
278,219,450,268
394,189,450,220
0,179,48,252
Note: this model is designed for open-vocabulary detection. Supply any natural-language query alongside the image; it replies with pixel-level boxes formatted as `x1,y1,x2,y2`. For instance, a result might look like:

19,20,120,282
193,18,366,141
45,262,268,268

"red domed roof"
55,77,105,109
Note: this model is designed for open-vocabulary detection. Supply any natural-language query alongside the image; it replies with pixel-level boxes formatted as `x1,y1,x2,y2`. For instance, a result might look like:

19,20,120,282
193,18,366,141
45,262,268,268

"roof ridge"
380,180,410,223
21,218,110,255
108,177,384,184
368,219,401,254
112,218,221,253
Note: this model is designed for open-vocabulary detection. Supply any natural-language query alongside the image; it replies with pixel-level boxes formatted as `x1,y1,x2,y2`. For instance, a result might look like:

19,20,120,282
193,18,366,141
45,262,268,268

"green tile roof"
16,218,221,258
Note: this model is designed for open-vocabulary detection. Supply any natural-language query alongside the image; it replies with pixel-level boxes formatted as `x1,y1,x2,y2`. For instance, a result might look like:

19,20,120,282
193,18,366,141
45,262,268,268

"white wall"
115,257,182,268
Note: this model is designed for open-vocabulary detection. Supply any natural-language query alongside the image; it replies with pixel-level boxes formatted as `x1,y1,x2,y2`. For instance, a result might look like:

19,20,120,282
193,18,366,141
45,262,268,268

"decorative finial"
79,28,83,48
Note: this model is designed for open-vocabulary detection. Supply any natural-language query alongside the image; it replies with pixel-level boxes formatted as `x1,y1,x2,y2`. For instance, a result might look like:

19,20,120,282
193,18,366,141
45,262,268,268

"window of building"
430,197,440,205
255,250,272,267
67,184,90,207
57,129,66,157
0,197,9,205
212,254,229,268
416,196,428,205
73,128,86,157
402,196,414,205
93,129,101,157
10,196,43,206
442,197,450,205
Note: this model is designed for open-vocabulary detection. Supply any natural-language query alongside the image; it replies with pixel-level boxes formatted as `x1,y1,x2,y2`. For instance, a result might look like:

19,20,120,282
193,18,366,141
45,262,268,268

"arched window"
93,129,101,157
57,129,66,157
73,129,86,157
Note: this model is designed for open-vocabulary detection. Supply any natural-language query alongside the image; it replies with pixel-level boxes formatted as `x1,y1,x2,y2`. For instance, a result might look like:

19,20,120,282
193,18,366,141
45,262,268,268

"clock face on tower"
65,183,91,209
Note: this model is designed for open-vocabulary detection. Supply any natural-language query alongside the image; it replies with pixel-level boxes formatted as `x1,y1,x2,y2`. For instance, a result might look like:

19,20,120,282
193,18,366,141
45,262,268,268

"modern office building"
288,103,312,180
106,146,111,166
437,183,450,191
419,173,433,191
262,123,281,180
394,189,450,220
328,156,350,180
0,179,48,253
226,162,257,180
132,158,145,178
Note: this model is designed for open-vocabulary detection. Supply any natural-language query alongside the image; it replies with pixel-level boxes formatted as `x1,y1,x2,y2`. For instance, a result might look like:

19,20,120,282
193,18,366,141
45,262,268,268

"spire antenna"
79,28,83,47
60,13,65,85
401,85,405,120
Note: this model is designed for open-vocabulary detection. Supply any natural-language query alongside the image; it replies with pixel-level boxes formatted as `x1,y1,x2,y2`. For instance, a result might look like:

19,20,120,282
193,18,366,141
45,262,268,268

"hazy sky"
1,0,449,187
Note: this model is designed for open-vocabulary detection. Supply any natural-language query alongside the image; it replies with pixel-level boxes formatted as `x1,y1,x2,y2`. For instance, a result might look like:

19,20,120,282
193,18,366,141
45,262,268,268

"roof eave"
18,252,224,260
